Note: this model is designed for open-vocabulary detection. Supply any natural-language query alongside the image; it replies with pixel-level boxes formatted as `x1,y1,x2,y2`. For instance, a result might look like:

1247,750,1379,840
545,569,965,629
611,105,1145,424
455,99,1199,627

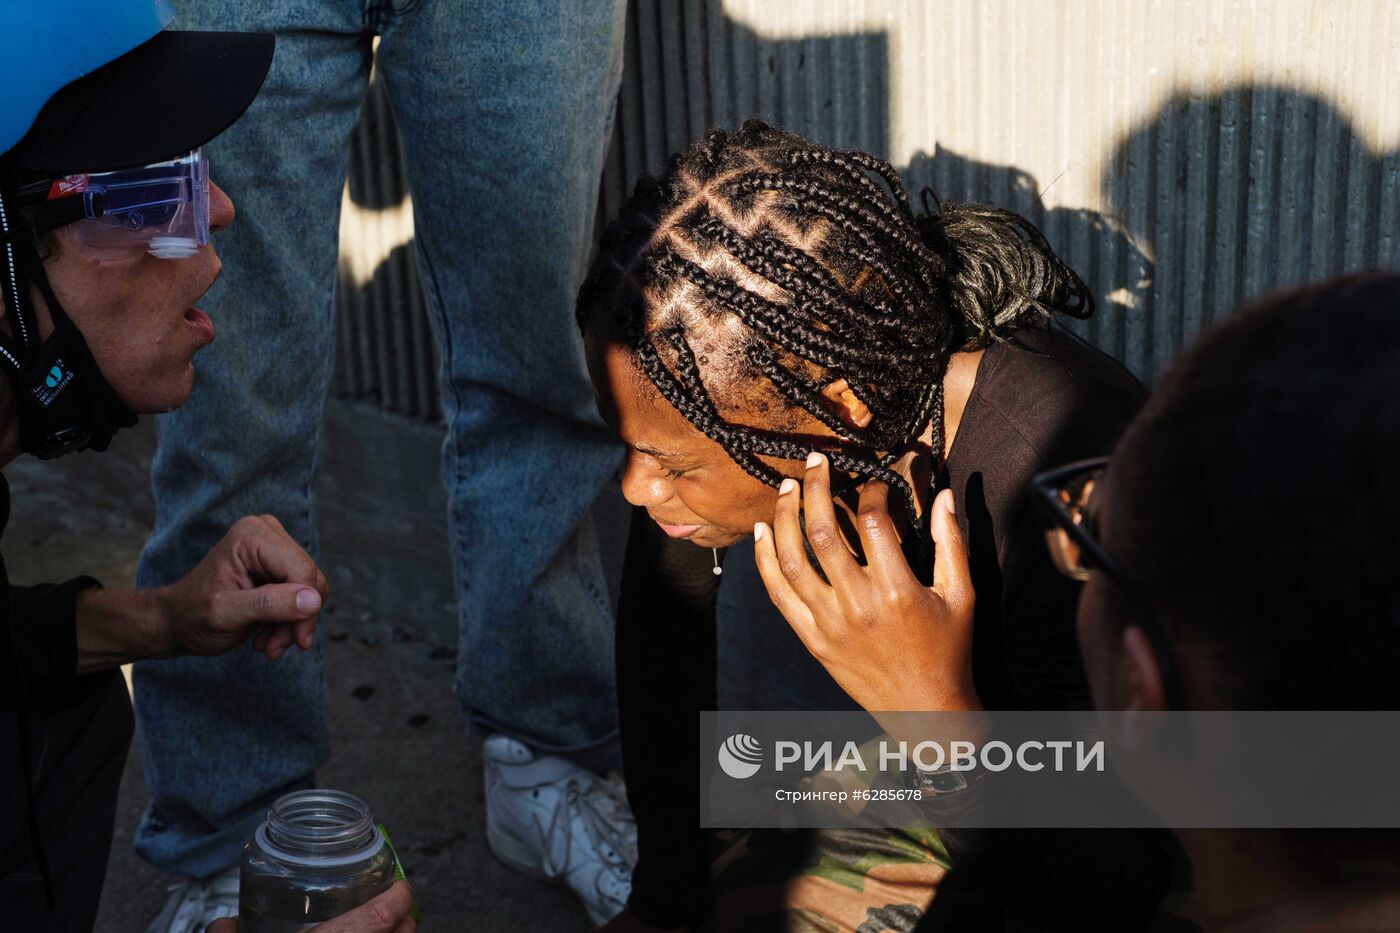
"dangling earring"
712,548,723,576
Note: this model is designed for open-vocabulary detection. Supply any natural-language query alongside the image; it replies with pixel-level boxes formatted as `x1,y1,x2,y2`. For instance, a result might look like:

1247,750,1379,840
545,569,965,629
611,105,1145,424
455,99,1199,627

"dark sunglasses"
1030,458,1185,710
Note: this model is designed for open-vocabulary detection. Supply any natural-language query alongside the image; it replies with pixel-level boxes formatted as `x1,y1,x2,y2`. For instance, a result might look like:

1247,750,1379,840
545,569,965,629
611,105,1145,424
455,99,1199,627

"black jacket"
0,471,111,913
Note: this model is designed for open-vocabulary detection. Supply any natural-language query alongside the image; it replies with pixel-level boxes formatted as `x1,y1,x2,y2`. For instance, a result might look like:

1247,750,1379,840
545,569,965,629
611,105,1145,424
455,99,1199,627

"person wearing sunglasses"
763,271,1400,931
0,3,412,931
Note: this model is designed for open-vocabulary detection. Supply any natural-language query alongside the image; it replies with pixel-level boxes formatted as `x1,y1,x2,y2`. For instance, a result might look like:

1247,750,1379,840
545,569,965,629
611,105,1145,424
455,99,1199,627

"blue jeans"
132,0,627,878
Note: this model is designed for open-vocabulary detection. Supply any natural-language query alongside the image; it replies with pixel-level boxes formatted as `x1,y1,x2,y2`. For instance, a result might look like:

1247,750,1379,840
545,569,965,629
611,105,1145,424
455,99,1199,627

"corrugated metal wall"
332,70,438,420
334,0,1400,419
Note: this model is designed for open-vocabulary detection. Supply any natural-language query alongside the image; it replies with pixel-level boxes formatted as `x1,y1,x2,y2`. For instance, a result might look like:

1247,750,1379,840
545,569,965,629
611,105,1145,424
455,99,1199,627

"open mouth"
184,306,215,342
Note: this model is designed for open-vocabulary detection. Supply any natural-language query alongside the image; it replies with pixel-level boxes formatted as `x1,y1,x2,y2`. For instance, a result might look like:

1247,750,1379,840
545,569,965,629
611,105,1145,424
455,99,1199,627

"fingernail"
779,478,798,495
296,589,321,613
943,490,956,515
754,522,766,542
806,451,823,468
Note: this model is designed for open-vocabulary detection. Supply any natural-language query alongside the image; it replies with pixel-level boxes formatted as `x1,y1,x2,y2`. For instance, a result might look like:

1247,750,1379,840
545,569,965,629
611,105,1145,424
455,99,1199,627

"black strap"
0,189,137,458
0,190,39,366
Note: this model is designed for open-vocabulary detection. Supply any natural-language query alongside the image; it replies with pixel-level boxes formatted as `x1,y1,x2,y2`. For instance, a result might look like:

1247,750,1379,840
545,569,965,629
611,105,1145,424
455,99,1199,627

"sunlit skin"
53,181,231,407
585,336,984,552
0,177,327,667
587,341,791,548
0,179,233,454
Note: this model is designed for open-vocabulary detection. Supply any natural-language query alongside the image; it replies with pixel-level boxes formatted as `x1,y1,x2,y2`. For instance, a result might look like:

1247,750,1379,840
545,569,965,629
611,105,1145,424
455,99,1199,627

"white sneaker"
145,865,240,933
483,734,636,927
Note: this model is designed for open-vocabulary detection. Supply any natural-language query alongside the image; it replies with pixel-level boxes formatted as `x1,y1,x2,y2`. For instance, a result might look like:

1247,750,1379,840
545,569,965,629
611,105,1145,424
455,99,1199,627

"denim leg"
131,1,371,878
375,0,628,750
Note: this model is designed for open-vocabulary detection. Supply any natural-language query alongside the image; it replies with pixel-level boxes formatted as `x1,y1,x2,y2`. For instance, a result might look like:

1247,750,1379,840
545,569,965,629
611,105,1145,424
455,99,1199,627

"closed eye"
634,444,695,478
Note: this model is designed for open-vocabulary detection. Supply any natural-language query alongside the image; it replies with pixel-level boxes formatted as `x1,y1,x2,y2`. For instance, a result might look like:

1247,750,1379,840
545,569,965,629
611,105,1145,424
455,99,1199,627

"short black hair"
1106,271,1400,709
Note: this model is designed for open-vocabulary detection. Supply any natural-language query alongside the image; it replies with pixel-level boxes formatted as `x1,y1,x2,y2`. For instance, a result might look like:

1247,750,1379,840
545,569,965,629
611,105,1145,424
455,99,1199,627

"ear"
1121,625,1170,712
819,378,873,430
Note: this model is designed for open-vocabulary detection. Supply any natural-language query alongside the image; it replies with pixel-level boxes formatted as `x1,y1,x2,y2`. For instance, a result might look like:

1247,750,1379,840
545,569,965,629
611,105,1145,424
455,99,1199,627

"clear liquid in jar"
239,868,393,932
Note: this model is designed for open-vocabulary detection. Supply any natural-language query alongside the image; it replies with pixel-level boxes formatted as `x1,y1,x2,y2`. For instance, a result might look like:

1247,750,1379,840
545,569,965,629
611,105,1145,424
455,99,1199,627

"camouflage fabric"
703,826,951,932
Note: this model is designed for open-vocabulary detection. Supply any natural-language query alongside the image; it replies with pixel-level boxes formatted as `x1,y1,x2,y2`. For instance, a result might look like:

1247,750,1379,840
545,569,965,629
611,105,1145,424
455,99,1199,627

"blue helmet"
1,0,273,175
0,2,272,461
1,0,175,157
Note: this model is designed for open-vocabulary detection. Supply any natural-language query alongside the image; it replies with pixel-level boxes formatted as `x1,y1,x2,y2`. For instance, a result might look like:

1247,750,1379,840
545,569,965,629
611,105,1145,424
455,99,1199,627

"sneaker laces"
153,868,240,933
541,774,637,882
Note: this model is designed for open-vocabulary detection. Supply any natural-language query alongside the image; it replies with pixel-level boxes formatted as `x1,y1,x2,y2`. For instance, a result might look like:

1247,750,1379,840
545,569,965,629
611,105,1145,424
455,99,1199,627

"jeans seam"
412,232,479,695
364,0,422,32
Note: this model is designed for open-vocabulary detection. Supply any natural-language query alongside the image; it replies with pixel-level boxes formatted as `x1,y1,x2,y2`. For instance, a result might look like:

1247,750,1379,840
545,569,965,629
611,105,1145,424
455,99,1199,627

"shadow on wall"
1100,84,1400,376
345,67,408,213
598,2,890,210
886,86,1400,382
599,1,1149,390
334,3,1400,416
333,67,440,420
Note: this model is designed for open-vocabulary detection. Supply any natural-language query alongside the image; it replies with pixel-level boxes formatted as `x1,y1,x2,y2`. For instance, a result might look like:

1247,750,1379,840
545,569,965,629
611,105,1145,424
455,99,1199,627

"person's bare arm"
74,514,327,674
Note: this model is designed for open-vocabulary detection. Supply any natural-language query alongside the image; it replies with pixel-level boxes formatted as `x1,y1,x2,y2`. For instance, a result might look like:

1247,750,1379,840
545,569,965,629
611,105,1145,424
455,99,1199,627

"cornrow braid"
690,213,911,337
725,172,938,308
670,228,928,377
577,118,1098,545
628,323,785,488
782,146,915,221
662,325,925,527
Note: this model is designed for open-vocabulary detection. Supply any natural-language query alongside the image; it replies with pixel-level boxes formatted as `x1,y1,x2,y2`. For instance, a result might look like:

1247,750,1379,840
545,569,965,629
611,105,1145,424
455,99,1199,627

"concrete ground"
6,402,594,932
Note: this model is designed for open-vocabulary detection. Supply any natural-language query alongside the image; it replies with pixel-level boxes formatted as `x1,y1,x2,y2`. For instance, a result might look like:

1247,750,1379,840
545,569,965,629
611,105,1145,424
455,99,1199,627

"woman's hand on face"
754,452,981,714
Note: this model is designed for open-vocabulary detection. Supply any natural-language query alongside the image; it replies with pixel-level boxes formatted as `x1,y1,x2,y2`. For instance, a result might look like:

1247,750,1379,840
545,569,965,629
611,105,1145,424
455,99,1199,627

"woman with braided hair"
578,120,1176,931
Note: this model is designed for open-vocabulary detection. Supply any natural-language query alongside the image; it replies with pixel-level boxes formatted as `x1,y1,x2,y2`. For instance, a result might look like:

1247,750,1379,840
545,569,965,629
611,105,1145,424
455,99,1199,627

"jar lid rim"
255,822,387,869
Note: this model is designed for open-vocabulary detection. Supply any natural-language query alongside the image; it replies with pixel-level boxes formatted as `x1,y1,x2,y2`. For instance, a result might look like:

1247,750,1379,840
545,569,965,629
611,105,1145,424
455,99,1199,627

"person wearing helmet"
0,4,411,931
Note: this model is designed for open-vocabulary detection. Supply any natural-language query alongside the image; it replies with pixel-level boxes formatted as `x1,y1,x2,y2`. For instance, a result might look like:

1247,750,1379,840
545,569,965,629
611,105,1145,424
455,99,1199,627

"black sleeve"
995,339,1146,711
3,574,102,687
996,497,1097,709
616,506,722,927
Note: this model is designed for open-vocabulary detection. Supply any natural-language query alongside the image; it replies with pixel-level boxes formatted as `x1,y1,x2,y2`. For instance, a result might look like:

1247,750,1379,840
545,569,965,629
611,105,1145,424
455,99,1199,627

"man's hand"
753,452,980,715
205,880,416,933
156,514,328,660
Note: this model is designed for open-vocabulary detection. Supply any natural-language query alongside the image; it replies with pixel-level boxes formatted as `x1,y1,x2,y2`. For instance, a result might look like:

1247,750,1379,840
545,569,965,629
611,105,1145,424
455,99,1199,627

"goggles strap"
0,189,38,363
0,186,137,458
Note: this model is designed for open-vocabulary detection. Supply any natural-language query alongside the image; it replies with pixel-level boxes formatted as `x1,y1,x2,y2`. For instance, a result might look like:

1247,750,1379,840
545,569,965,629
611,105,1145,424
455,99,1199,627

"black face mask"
0,189,137,458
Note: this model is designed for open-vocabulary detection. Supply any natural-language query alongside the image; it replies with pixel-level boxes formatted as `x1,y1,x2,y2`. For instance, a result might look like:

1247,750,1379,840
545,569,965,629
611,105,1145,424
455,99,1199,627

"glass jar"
238,789,396,933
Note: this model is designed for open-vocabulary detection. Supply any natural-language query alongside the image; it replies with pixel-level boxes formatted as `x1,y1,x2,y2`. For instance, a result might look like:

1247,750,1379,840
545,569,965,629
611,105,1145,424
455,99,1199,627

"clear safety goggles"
22,147,210,259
